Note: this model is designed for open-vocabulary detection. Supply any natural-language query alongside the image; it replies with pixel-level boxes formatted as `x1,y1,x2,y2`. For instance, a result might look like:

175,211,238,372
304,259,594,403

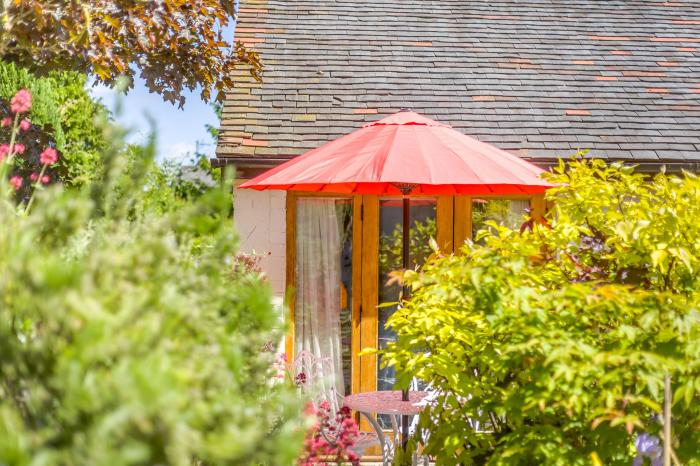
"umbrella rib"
441,128,545,190
437,128,492,188
357,125,401,189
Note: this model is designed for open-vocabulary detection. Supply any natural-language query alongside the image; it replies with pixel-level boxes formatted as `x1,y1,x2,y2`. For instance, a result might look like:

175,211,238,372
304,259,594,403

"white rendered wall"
233,187,287,299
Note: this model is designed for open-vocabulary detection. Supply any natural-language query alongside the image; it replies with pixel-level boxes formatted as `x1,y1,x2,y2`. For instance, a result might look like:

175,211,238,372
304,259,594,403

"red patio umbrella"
240,110,551,195
240,109,552,451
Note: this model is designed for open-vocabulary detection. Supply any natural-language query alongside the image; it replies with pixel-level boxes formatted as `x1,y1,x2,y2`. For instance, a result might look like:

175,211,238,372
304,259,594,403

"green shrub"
382,159,700,465
0,126,305,465
0,61,108,187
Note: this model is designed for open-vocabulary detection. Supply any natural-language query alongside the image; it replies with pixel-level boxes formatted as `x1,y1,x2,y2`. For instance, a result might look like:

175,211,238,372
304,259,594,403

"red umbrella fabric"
240,110,552,195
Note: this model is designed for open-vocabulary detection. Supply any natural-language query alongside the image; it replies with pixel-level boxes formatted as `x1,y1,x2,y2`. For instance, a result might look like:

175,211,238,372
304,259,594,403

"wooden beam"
360,195,379,394
436,196,454,253
284,192,296,359
530,194,546,221
351,195,363,396
453,196,472,254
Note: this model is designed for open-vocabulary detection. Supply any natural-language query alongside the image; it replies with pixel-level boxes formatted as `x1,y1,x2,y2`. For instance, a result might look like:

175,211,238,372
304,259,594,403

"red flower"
40,147,58,165
0,144,8,160
10,89,31,114
12,143,25,154
19,119,30,132
41,175,50,185
9,176,22,191
295,371,307,386
298,399,360,466
29,172,38,182
1,117,11,127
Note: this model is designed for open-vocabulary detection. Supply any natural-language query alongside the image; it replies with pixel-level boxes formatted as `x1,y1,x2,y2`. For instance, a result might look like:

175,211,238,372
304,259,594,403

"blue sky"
90,79,219,163
88,9,238,163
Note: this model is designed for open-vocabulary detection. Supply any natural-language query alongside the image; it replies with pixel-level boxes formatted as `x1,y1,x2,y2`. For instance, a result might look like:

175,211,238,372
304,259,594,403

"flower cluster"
0,143,25,161
10,89,31,114
271,352,310,388
40,147,58,165
298,401,360,466
1,89,59,197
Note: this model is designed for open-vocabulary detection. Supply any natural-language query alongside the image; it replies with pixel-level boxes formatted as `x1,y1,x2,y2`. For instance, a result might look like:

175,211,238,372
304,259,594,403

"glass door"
376,198,437,392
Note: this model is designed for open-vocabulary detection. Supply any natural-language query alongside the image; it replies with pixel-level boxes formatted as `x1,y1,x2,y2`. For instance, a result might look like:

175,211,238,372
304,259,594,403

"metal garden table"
344,390,429,466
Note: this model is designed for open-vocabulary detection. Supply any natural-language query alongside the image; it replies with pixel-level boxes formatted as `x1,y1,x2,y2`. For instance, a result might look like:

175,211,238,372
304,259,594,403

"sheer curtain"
294,198,345,396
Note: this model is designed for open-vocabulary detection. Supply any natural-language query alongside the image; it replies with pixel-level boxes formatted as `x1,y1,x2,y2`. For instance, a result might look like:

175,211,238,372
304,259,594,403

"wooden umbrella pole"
393,182,419,457
401,195,410,453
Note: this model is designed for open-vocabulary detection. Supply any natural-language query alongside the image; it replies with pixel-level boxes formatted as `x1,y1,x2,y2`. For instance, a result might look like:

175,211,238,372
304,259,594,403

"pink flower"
10,89,31,114
10,176,22,191
40,147,58,165
12,143,25,154
0,144,8,160
41,175,49,184
1,117,11,127
19,119,30,132
29,172,38,182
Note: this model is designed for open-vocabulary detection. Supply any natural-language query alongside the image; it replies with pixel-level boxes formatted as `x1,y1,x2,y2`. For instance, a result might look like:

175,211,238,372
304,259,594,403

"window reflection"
472,198,530,240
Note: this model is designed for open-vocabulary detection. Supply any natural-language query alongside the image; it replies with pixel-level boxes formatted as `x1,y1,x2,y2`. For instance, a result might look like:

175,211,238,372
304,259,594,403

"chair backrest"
290,350,341,414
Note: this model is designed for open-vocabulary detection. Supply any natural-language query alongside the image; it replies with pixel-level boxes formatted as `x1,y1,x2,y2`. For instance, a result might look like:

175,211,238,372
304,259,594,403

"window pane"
472,199,530,240
377,199,436,391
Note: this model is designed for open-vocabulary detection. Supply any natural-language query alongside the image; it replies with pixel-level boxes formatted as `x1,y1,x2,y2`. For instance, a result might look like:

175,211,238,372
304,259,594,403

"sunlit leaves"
383,159,700,464
0,0,262,107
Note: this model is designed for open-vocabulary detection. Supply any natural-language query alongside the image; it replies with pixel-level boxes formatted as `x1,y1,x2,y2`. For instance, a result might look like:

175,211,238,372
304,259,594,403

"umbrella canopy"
240,110,552,195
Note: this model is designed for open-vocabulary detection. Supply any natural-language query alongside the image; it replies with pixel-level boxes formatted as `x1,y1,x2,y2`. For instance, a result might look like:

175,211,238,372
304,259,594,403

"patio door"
286,193,544,399
357,196,453,396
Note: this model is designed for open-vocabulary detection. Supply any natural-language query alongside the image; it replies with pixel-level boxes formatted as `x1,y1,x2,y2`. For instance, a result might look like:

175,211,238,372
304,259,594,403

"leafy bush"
0,61,108,187
0,102,305,465
382,159,700,465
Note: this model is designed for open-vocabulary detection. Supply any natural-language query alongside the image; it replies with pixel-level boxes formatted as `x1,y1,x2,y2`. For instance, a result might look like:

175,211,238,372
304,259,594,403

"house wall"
233,187,287,298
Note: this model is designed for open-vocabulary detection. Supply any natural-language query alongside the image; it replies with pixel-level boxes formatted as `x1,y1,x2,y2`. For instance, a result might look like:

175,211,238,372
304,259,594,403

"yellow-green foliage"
383,159,700,465
0,139,305,464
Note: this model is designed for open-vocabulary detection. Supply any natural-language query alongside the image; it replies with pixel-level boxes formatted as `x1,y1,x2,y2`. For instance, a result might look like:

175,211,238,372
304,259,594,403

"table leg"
361,412,391,466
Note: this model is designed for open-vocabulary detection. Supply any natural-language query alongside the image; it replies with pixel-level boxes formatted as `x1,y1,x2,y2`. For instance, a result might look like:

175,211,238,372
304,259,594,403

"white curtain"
294,198,345,396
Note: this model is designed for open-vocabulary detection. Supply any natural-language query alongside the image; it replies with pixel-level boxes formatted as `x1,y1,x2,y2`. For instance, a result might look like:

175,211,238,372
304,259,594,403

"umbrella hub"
393,183,418,195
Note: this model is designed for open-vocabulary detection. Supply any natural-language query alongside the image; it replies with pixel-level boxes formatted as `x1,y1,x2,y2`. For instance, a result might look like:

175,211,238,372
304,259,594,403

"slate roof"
216,0,700,173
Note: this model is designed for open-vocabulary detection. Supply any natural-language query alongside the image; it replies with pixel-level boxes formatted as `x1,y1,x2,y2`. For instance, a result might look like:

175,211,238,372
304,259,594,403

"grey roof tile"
217,0,700,166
